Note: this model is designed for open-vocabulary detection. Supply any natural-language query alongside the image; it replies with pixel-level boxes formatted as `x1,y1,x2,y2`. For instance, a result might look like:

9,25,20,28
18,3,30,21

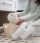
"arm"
19,8,40,21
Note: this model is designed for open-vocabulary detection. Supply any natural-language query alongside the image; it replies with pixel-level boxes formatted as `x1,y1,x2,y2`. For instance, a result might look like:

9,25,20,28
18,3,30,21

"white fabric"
12,22,27,40
12,21,34,40
20,25,35,40
31,19,40,36
12,19,40,40
19,6,40,21
7,13,18,24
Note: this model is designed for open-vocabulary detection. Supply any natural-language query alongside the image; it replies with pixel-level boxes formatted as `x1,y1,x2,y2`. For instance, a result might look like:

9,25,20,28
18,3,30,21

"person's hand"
16,18,25,25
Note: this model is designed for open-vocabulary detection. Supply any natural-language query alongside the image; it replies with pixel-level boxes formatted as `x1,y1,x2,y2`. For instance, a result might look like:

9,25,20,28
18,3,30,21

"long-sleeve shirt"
18,0,40,21
20,6,40,21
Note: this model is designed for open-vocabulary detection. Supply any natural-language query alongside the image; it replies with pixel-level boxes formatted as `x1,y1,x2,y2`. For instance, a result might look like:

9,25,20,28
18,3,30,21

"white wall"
16,0,28,10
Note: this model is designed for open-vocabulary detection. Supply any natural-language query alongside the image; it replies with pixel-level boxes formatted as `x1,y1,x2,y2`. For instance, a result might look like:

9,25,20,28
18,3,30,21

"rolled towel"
20,25,35,40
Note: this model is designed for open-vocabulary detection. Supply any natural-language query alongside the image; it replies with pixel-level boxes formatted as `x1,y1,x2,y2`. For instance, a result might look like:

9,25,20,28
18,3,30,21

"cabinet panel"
0,0,16,11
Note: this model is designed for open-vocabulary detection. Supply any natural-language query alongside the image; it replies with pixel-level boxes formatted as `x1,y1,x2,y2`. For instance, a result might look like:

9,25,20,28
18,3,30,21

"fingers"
16,19,21,25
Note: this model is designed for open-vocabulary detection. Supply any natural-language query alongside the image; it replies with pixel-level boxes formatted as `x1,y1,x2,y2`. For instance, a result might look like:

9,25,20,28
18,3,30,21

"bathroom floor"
0,26,40,43
0,34,40,43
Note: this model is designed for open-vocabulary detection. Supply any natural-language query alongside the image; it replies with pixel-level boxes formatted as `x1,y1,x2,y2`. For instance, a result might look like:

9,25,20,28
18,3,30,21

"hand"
16,18,25,25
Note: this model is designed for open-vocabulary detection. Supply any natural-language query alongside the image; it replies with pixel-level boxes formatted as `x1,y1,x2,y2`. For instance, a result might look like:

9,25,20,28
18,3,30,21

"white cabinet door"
0,0,16,11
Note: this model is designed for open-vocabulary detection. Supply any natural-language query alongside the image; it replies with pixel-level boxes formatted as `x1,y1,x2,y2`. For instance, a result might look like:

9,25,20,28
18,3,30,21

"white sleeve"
19,8,40,21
